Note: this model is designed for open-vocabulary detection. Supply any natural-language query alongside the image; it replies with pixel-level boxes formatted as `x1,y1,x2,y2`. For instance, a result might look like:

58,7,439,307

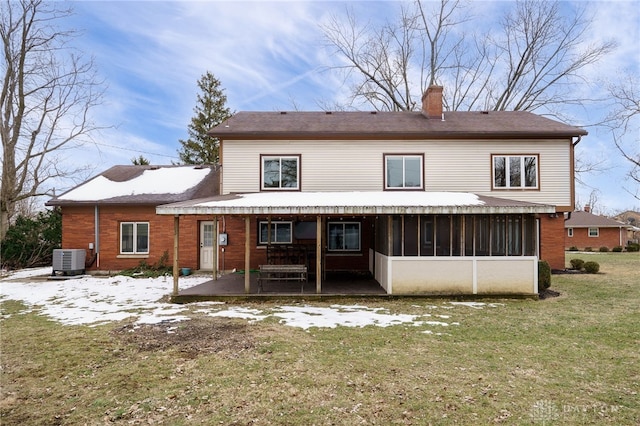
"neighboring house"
46,165,224,272
155,86,587,296
565,206,632,250
614,210,640,245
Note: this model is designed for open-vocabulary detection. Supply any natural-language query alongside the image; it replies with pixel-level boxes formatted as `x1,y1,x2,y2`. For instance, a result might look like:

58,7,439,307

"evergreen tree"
177,72,233,164
1,209,62,269
131,155,150,165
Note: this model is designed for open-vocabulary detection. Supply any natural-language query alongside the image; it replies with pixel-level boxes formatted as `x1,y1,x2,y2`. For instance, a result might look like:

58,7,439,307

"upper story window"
259,221,293,244
493,155,538,189
385,154,424,189
120,222,149,254
261,155,300,190
328,222,361,251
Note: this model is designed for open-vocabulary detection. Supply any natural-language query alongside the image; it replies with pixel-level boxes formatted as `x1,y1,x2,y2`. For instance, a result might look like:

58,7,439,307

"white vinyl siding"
221,139,572,207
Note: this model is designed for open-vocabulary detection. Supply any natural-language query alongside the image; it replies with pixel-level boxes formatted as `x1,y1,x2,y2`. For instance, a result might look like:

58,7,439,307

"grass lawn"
1,252,638,425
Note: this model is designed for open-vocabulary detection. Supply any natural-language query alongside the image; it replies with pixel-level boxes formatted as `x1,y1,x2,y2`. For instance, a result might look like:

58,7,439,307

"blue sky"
62,0,639,213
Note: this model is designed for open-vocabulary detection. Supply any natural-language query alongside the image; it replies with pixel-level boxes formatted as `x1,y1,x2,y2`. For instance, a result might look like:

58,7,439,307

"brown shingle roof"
46,165,220,206
209,111,587,140
565,211,629,228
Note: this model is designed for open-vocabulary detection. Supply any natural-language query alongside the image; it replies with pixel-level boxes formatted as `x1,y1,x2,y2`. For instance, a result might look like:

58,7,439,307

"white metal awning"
156,191,555,216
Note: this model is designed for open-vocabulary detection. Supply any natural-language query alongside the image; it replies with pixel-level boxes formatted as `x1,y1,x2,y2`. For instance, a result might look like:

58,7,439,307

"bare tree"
321,0,469,111
321,5,420,111
605,72,640,200
487,0,615,113
1,0,103,239
321,0,615,114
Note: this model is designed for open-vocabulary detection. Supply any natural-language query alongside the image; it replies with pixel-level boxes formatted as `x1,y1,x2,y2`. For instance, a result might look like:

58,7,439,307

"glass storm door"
200,221,214,270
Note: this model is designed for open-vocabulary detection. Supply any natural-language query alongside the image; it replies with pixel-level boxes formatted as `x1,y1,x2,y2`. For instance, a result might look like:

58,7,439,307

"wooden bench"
258,264,307,293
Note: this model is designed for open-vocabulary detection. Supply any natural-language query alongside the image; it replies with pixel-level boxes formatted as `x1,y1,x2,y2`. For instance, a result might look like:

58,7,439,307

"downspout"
95,205,100,268
570,136,582,213
84,205,100,269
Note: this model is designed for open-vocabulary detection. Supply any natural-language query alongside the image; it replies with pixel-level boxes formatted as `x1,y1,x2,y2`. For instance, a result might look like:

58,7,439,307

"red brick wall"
218,216,373,272
61,205,213,272
539,215,565,270
61,206,95,262
565,227,624,250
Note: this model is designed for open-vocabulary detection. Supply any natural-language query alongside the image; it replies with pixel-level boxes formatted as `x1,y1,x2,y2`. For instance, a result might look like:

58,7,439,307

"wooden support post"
316,215,322,294
245,216,251,293
172,215,179,296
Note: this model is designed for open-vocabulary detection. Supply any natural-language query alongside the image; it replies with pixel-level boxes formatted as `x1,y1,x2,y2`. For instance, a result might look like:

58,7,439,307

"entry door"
200,221,214,270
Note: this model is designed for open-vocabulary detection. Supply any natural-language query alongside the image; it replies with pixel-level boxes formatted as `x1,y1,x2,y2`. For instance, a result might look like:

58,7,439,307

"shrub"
570,258,585,270
599,246,609,252
626,243,640,252
119,250,172,278
1,209,62,269
568,246,579,251
583,261,600,274
584,247,593,252
612,246,623,252
538,260,551,290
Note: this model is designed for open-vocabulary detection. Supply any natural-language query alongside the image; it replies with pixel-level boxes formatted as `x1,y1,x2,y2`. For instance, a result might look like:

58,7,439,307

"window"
588,227,599,237
493,155,538,189
328,222,361,251
262,155,299,190
385,154,423,189
259,221,292,244
120,222,149,254
568,228,574,237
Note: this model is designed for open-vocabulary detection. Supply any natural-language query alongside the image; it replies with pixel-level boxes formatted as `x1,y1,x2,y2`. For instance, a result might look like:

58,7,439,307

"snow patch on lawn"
1,271,502,330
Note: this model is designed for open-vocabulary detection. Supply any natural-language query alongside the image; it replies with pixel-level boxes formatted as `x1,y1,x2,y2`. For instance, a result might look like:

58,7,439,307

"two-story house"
157,86,587,296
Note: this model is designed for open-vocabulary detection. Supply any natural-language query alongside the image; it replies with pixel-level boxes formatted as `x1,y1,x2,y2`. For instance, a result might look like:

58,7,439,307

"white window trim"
492,155,539,189
568,228,573,237
259,221,293,244
120,222,150,254
261,155,300,190
384,154,424,190
327,222,361,252
588,227,599,237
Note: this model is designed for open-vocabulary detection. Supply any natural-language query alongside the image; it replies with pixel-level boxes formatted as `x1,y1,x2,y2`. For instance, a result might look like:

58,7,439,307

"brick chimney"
584,204,591,213
421,85,443,119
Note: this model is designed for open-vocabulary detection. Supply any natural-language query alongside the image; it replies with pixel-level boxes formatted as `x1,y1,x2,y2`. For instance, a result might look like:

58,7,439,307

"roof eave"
156,205,554,216
211,131,587,140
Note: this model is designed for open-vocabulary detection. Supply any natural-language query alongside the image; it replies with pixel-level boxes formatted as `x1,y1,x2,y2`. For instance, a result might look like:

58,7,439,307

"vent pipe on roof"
421,85,444,119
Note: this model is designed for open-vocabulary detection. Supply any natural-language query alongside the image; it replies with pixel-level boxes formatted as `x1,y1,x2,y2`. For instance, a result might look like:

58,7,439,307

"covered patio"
157,191,553,299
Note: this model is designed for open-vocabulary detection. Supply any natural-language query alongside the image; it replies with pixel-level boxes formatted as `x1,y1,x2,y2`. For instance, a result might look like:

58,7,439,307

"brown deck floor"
175,271,386,300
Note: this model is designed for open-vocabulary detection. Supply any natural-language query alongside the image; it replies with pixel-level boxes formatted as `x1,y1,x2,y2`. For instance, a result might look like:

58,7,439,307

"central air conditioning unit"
52,249,86,276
